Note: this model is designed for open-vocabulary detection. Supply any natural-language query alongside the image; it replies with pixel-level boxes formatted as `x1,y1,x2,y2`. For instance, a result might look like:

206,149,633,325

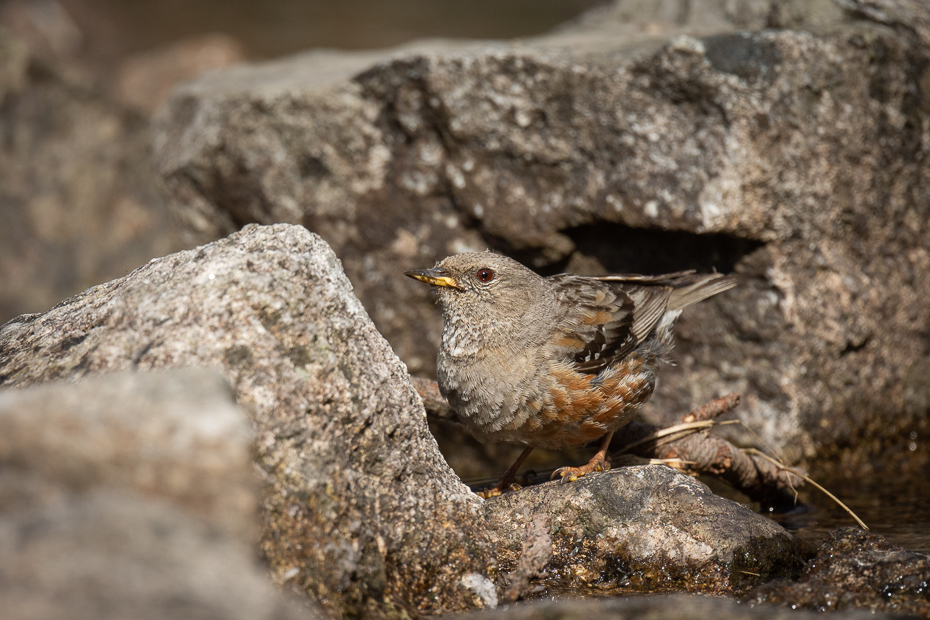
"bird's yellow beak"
404,268,463,291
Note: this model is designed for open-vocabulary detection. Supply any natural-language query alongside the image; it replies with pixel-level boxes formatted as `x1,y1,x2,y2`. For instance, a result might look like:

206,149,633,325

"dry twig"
614,417,805,511
680,393,742,423
743,448,868,530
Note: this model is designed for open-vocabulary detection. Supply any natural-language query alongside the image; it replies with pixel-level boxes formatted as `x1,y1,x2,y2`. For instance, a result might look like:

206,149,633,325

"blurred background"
0,0,607,324
43,0,607,60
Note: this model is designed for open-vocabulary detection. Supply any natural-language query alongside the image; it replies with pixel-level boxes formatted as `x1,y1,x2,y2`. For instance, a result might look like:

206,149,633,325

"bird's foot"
474,446,535,498
552,453,611,483
475,482,523,499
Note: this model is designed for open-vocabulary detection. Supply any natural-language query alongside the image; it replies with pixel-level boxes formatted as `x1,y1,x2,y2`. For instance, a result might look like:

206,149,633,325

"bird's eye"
476,268,495,283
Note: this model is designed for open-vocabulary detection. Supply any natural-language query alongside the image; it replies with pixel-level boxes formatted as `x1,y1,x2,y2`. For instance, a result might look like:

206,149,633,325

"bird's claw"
476,482,523,499
551,457,611,483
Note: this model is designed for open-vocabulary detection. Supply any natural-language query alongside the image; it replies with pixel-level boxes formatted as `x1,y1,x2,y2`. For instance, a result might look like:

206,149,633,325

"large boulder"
151,0,930,475
0,224,806,617
0,368,311,620
0,223,491,617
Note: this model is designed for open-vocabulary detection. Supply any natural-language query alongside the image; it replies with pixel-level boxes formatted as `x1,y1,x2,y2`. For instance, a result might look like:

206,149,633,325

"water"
778,474,930,553
708,472,930,554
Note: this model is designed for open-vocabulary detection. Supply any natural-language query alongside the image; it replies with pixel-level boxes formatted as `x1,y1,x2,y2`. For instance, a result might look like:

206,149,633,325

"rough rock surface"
452,592,885,620
486,465,807,595
0,369,311,620
152,0,930,475
0,224,805,617
0,224,494,617
745,528,930,617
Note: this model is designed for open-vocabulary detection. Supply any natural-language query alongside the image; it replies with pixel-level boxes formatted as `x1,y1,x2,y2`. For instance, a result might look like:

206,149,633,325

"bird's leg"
552,431,614,482
477,446,535,498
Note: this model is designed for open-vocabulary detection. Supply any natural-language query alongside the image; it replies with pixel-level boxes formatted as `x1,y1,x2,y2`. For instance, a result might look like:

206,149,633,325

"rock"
0,23,187,324
0,368,257,541
485,465,808,595
452,592,884,620
0,224,804,616
151,0,930,476
744,528,930,617
0,368,311,620
0,492,310,620
0,223,494,617
0,0,82,61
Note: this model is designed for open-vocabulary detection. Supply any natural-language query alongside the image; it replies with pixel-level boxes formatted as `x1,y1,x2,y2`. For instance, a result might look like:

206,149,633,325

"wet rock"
151,0,930,477
0,224,805,616
0,368,311,620
745,528,930,617
486,465,809,595
452,592,883,620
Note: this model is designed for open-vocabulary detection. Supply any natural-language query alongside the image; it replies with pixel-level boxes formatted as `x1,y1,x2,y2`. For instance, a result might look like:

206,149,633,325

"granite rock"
0,368,311,620
152,0,930,475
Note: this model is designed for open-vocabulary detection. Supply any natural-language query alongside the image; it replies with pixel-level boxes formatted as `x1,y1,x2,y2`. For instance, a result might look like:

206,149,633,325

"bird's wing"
593,270,737,311
548,274,674,374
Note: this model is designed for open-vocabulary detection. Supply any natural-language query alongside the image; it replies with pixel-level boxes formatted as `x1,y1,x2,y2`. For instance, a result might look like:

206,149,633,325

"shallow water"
709,472,930,554
779,474,930,553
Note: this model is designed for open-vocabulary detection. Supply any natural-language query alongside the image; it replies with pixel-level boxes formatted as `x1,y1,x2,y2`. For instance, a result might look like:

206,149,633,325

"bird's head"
405,252,546,323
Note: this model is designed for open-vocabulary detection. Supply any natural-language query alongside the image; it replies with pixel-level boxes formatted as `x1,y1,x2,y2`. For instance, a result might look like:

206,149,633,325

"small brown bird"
406,252,736,496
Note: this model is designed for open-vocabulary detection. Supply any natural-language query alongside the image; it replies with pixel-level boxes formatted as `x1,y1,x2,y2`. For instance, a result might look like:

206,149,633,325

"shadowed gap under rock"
514,224,763,276
562,224,762,274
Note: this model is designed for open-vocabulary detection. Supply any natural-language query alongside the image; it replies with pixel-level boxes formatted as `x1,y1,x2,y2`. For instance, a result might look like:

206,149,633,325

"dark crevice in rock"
209,162,269,230
297,154,330,180
132,340,159,365
52,332,88,353
839,335,871,356
541,224,763,276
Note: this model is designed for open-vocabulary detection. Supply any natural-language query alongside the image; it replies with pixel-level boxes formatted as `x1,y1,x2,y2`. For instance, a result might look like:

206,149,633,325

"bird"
405,251,736,497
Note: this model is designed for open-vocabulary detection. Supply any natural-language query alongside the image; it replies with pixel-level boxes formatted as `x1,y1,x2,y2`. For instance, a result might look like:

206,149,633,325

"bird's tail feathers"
666,274,738,312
